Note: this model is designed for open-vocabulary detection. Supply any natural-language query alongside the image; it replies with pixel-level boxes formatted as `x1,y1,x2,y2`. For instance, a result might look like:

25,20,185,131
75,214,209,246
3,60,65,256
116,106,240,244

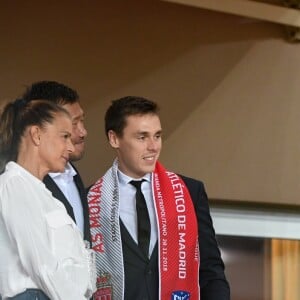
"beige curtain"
271,239,300,300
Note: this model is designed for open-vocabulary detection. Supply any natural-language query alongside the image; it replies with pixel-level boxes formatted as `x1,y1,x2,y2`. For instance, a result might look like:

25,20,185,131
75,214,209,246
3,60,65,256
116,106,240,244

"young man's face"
109,113,162,178
62,102,87,161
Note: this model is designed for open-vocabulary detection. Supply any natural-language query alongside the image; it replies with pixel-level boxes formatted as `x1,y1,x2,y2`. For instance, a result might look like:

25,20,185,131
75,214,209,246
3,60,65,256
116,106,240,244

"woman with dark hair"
0,99,95,299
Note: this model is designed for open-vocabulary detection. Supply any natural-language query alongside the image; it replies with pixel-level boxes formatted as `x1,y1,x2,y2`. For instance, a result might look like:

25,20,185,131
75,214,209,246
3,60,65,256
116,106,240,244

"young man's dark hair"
105,96,159,138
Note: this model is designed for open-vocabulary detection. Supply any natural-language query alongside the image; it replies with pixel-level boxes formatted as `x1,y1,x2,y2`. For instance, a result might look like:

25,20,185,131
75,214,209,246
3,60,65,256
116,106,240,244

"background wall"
1,0,300,205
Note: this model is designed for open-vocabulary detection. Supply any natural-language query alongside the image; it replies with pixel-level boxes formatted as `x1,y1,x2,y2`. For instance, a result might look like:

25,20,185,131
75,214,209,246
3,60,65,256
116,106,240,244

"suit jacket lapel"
43,174,76,222
73,172,91,242
120,219,150,261
44,168,91,242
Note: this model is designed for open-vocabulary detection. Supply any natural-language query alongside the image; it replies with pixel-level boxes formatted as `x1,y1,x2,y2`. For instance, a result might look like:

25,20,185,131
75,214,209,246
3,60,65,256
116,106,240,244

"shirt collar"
117,169,151,185
49,162,77,182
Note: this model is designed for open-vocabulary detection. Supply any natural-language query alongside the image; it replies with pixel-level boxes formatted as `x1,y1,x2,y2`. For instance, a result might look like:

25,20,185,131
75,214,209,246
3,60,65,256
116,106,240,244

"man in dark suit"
22,81,90,242
88,96,230,299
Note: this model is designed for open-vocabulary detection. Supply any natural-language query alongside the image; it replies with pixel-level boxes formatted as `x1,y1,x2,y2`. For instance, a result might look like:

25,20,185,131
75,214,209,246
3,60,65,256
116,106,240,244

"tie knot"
130,180,145,190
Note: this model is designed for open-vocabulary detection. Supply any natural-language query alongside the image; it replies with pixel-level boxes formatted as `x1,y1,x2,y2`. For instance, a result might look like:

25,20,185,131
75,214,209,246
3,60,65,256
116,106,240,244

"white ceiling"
161,0,300,27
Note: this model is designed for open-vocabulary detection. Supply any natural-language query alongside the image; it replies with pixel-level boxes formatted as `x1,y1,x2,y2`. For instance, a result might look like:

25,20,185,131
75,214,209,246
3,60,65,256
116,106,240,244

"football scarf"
88,159,200,300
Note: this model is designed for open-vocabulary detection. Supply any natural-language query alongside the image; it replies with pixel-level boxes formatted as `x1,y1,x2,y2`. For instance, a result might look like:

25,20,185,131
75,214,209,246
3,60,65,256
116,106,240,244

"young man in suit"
22,81,90,242
88,96,230,299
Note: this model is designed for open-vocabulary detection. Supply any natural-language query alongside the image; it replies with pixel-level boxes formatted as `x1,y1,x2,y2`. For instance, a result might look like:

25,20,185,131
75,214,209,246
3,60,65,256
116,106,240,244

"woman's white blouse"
0,162,95,299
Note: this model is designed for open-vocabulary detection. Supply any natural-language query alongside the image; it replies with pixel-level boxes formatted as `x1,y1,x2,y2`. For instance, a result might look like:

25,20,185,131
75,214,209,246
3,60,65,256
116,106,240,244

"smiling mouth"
143,155,156,161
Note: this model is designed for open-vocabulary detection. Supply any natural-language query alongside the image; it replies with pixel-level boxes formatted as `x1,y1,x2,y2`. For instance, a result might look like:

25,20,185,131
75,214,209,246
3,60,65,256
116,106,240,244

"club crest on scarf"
172,290,190,300
93,272,113,300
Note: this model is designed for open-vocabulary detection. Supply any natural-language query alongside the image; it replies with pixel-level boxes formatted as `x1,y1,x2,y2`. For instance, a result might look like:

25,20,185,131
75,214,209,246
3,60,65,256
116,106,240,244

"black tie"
130,180,151,257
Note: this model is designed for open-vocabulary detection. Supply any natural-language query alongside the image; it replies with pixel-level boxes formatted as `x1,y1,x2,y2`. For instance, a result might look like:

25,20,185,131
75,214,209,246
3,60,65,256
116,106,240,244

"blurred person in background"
22,81,90,242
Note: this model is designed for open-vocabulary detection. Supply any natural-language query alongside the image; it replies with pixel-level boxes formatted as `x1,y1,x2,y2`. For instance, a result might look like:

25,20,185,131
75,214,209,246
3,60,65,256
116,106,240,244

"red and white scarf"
88,159,200,300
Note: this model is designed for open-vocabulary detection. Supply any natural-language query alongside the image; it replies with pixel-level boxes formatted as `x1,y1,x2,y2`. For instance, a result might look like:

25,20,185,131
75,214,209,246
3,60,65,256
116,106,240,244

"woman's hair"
0,98,69,173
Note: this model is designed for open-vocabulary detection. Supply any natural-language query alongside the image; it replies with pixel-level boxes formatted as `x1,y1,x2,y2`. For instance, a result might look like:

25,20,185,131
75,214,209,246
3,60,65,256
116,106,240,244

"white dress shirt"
49,163,84,235
0,162,94,300
118,170,158,256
